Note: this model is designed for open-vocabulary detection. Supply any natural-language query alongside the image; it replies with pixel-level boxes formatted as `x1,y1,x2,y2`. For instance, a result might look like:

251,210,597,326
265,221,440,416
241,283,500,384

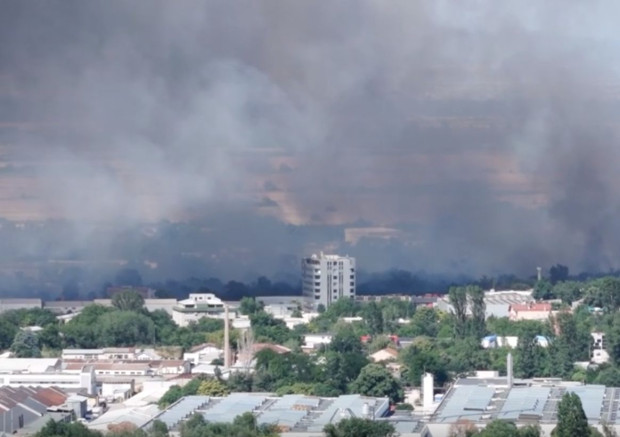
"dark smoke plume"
1,1,620,280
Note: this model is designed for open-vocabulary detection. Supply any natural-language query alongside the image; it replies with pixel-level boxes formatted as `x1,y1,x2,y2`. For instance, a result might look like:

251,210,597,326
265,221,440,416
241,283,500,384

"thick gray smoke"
1,0,620,280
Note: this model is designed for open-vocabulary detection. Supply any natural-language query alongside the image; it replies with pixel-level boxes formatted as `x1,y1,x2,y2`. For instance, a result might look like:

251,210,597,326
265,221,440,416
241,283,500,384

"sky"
2,1,620,278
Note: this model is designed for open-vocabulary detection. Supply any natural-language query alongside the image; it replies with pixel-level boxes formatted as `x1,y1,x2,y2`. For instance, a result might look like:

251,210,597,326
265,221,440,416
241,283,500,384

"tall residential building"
302,253,356,309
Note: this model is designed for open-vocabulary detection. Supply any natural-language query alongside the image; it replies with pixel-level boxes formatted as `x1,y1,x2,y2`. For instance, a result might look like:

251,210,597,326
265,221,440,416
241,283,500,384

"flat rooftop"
431,378,618,426
149,393,390,432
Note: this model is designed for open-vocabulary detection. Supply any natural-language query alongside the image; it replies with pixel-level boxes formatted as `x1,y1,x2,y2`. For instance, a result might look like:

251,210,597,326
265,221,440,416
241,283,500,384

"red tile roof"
31,387,68,406
510,302,552,312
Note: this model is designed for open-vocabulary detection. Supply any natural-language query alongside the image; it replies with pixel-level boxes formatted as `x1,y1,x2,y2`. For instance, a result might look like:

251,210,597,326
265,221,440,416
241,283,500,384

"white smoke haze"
1,0,620,280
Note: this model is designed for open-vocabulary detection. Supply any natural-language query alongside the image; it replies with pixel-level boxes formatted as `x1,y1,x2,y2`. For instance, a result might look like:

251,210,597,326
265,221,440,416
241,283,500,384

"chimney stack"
507,352,513,388
423,373,434,411
536,267,542,282
224,304,231,368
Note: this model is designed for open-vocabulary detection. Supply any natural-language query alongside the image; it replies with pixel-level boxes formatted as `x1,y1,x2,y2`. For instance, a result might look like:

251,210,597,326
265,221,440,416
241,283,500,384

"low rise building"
591,332,610,364
144,393,390,434
93,298,178,314
106,286,157,299
234,343,291,369
183,343,223,365
436,290,534,319
0,299,42,313
481,335,549,349
63,360,191,380
0,386,70,434
302,333,333,351
172,293,228,327
508,302,552,321
62,349,104,360
62,347,166,361
370,348,399,363
481,335,519,349
0,358,96,395
43,300,90,314
427,376,620,436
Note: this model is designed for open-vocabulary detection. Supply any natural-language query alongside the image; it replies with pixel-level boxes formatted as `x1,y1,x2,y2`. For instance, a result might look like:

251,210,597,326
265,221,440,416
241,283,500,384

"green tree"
349,364,403,403
239,297,263,315
585,277,620,311
36,420,103,437
227,371,254,392
197,378,230,396
549,264,569,285
150,420,169,437
553,281,582,305
38,324,62,350
596,366,620,387
400,340,449,387
61,304,114,348
362,302,384,335
515,332,542,378
324,417,395,437
275,382,316,396
468,285,486,339
399,307,439,337
475,420,540,437
607,313,620,365
0,317,18,349
250,311,295,344
449,286,468,338
10,330,41,357
158,385,183,408
553,392,589,437
533,279,554,300
96,311,156,346
112,290,145,312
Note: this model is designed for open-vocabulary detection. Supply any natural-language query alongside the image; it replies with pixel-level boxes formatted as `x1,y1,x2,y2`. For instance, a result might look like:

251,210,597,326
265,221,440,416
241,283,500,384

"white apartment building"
302,253,356,309
172,293,227,327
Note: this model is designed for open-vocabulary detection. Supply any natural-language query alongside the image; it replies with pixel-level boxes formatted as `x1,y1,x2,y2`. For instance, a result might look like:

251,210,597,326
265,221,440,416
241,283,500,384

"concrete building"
234,343,291,369
106,286,156,299
144,393,390,434
63,360,191,380
302,333,333,351
0,358,96,395
302,253,356,309
93,298,178,315
43,300,90,314
435,290,534,319
370,348,399,363
183,343,223,365
591,332,610,364
171,293,227,327
481,335,549,349
0,299,42,313
426,376,620,436
0,386,70,435
62,347,165,361
508,302,552,321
